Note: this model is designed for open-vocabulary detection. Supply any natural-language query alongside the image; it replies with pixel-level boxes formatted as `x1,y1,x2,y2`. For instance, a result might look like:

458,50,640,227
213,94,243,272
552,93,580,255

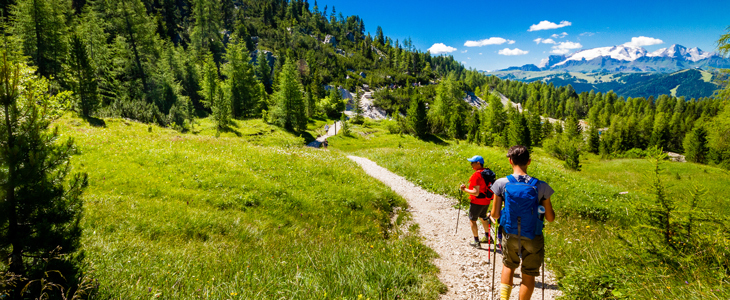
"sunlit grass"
57,115,444,299
330,123,730,299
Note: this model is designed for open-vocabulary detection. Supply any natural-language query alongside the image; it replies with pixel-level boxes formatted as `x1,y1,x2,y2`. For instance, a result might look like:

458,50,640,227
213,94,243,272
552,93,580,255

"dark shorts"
501,233,544,277
468,203,489,221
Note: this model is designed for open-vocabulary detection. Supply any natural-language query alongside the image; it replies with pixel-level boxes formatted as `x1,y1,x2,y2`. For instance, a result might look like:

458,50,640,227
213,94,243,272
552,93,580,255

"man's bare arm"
542,198,555,222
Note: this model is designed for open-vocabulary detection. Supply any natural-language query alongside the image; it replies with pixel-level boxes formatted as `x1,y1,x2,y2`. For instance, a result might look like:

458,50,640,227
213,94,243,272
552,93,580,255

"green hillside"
53,115,442,299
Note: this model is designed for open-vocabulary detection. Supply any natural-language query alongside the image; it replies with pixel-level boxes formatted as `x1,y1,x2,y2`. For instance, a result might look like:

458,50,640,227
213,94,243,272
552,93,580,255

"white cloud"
467,57,471,59
623,36,663,47
550,41,582,54
551,32,568,39
528,20,572,32
464,37,515,47
428,43,457,54
580,32,595,37
479,53,483,55
534,38,556,44
498,48,529,56
461,50,468,53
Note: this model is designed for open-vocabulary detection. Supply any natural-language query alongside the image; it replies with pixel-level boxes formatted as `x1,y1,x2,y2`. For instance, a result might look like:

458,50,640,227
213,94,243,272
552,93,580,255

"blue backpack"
500,175,543,240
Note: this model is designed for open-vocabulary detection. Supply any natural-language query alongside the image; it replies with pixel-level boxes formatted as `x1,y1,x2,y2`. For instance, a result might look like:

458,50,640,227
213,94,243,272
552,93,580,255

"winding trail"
348,156,562,300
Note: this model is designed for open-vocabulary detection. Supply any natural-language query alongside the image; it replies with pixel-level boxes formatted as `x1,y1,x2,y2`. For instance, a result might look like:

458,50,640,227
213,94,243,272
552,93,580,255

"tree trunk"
120,0,148,94
5,102,24,282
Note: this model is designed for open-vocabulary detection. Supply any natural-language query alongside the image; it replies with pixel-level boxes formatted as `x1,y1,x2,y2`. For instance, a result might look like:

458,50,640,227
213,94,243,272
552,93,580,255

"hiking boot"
479,235,492,244
469,240,481,248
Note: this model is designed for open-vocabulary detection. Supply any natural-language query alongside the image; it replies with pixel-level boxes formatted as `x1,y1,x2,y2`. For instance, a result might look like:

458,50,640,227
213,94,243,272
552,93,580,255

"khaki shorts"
501,233,544,277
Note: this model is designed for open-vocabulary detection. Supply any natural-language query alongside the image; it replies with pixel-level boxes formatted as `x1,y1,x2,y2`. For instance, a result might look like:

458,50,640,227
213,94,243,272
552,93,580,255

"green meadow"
328,120,730,299
58,116,443,299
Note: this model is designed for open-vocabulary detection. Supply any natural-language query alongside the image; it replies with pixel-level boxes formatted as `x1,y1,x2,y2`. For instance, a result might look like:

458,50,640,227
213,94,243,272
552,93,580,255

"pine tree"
199,53,229,131
256,50,273,94
105,0,160,98
76,5,111,104
527,113,542,147
375,25,384,46
339,113,350,136
68,32,99,117
406,97,427,138
224,35,259,119
191,0,223,62
564,115,581,140
683,126,708,164
0,55,88,295
11,0,70,79
587,125,600,154
508,112,531,148
272,56,306,131
466,107,479,143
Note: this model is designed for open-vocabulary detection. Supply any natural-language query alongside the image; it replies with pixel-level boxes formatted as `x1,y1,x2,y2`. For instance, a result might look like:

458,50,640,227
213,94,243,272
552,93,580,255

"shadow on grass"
299,131,317,144
220,123,242,137
85,116,106,127
420,134,449,146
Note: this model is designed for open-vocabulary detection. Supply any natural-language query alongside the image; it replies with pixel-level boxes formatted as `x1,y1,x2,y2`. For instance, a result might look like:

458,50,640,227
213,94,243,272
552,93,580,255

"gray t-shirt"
490,174,554,202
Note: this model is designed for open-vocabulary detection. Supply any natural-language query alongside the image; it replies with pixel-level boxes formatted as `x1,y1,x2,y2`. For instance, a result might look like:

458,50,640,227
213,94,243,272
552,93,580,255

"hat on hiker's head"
467,155,484,166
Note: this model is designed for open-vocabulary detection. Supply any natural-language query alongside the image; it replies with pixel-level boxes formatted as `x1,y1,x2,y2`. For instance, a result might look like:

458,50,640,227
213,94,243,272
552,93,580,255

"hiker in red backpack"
490,146,555,300
459,155,496,248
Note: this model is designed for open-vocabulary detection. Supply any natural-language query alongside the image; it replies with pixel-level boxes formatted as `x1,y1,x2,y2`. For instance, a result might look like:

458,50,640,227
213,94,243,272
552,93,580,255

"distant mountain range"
500,44,730,73
487,44,728,99
489,69,719,100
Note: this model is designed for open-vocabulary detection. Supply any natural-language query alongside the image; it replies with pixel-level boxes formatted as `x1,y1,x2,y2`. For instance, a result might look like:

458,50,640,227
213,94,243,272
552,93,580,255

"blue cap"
467,155,484,166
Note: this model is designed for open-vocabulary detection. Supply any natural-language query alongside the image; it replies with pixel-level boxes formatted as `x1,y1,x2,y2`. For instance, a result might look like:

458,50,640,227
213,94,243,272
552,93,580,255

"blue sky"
315,0,730,71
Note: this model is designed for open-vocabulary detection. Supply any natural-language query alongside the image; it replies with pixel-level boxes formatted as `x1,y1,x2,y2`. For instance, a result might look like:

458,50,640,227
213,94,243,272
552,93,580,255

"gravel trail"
348,156,562,300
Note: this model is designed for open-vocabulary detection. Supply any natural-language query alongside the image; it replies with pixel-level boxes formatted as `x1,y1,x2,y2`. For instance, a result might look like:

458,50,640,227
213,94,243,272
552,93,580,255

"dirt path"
348,156,562,300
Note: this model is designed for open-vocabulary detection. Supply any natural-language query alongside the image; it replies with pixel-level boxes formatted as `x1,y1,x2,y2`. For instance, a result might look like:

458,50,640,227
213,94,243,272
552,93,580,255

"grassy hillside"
328,121,730,299
56,115,443,299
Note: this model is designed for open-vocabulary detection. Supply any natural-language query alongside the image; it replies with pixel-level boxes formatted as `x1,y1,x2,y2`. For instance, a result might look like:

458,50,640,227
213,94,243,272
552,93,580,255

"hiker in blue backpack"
459,155,497,248
490,145,555,300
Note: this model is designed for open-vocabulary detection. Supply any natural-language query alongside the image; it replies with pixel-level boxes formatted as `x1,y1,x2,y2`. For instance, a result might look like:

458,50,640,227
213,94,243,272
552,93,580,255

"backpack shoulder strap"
507,175,517,183
527,177,539,187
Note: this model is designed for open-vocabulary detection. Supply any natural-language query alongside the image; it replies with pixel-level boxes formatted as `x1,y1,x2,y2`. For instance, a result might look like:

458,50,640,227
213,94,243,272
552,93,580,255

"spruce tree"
587,125,600,154
199,53,229,131
191,0,223,62
466,107,479,143
683,126,708,164
11,0,70,79
272,56,306,132
339,113,350,136
564,115,581,140
68,33,99,118
527,113,542,147
224,35,259,119
0,55,88,295
406,97,427,138
256,50,273,94
508,112,531,148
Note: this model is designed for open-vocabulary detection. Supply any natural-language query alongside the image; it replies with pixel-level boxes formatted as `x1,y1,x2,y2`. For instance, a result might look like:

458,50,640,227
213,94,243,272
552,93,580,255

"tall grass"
53,116,444,299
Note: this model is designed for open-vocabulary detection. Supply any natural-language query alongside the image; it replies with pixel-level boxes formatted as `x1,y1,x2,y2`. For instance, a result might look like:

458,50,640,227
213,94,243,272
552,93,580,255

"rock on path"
348,156,562,300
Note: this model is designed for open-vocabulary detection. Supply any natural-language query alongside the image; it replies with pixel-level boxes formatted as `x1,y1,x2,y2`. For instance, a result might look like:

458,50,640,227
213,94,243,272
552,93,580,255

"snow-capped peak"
647,44,715,61
555,45,647,66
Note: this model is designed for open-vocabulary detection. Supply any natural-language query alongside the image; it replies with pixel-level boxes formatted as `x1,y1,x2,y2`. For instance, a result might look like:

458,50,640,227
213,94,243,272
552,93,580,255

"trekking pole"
455,189,462,235
539,206,546,300
491,222,497,300
487,222,491,262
